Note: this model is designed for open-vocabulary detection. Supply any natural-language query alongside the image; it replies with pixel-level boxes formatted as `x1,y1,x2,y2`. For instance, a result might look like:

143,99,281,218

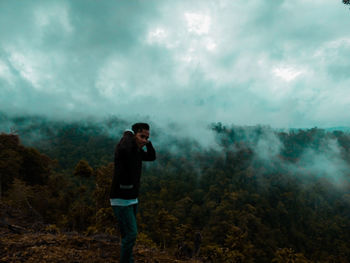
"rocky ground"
0,202,200,263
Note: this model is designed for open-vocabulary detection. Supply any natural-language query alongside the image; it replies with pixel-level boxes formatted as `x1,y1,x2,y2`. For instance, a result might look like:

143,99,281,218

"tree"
272,248,311,263
156,208,178,249
93,163,113,210
0,134,22,197
224,225,255,263
20,147,52,185
5,178,43,221
95,207,116,235
0,149,21,198
74,160,93,178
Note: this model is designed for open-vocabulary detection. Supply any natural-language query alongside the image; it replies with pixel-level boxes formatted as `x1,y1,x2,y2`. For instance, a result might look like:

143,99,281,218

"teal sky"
1,0,350,129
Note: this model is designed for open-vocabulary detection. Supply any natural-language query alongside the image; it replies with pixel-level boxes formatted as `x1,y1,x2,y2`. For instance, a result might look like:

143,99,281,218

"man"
110,122,156,263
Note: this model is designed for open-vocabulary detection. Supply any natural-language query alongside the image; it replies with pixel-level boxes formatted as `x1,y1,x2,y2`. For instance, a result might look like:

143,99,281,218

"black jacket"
110,131,156,199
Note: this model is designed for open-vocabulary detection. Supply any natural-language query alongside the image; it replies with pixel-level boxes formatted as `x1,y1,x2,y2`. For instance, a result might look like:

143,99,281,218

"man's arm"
114,135,135,186
141,141,156,161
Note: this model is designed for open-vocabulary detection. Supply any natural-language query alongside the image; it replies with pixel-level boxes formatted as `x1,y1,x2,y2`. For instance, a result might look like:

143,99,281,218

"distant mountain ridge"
276,126,350,133
324,126,350,133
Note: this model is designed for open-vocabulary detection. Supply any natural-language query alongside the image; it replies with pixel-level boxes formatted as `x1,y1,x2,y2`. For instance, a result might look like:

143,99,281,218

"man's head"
132,123,150,148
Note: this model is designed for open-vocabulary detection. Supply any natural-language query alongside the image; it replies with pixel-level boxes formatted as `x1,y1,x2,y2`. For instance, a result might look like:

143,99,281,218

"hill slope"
0,202,198,263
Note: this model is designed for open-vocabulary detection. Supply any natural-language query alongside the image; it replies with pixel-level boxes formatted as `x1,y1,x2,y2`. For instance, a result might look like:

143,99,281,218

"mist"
1,111,349,191
1,0,350,130
1,0,350,190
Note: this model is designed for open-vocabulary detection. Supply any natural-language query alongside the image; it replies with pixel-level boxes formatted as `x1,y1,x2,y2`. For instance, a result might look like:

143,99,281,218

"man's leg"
112,205,138,263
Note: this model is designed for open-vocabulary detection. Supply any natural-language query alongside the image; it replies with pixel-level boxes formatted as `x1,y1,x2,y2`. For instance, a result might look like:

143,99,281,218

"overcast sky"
1,0,350,130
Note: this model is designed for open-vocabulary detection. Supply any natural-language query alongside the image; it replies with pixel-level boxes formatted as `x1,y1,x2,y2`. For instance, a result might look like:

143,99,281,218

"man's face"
135,129,150,148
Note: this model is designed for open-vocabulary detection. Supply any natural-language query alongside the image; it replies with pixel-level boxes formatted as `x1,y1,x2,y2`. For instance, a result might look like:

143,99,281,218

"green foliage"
20,147,52,185
200,245,226,262
272,248,311,263
95,207,116,234
1,117,350,262
44,224,61,234
93,163,113,210
137,232,157,248
5,178,34,209
66,200,94,232
74,160,93,178
0,133,53,198
224,225,254,261
0,134,21,196
2,115,125,169
0,148,22,196
155,208,178,249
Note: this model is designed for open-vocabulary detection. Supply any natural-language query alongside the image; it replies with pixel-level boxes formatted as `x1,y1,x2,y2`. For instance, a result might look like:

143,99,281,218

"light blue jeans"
112,204,138,263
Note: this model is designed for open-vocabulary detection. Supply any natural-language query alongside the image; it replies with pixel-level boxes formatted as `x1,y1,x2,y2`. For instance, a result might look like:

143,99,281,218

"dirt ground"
0,202,200,263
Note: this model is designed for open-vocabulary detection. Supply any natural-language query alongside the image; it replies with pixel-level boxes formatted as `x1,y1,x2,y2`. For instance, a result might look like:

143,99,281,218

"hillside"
1,114,350,262
0,202,198,263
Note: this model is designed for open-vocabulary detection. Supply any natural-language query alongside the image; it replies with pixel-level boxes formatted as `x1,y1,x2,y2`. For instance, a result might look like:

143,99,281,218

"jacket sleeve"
115,145,134,186
141,141,156,161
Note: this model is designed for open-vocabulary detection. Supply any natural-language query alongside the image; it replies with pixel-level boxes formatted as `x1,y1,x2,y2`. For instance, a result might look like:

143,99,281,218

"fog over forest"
1,112,349,189
1,1,350,261
1,112,350,262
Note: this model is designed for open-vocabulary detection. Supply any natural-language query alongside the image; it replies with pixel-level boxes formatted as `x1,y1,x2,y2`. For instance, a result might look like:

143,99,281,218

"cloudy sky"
1,0,350,130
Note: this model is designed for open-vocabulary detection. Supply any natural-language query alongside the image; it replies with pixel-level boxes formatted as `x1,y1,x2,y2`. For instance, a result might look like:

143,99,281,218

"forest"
0,113,349,262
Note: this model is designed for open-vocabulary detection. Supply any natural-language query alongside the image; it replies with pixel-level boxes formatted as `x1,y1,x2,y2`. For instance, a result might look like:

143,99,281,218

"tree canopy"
1,115,350,262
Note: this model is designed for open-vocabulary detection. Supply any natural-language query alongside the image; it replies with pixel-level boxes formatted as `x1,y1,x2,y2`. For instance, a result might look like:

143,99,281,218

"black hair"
115,123,150,153
131,123,149,134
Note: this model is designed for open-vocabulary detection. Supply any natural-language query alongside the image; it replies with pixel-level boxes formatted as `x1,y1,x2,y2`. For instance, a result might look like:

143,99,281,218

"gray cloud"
1,0,350,138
